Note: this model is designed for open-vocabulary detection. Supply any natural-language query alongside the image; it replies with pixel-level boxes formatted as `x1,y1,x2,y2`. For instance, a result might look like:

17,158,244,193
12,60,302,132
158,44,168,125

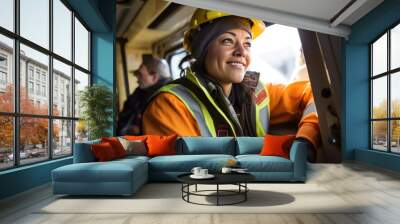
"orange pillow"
146,135,178,157
260,134,296,159
101,137,126,158
91,142,118,161
124,135,148,141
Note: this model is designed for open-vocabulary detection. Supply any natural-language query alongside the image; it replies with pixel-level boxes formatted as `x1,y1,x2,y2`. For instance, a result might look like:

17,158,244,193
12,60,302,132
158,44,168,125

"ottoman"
52,156,148,196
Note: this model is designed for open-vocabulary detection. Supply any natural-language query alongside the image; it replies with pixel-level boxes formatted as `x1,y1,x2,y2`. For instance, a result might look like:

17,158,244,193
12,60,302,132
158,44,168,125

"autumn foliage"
0,84,59,150
372,99,400,142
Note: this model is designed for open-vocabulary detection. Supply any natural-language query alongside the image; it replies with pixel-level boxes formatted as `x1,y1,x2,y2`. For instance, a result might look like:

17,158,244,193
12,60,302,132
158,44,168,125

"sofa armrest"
73,140,100,163
289,141,308,181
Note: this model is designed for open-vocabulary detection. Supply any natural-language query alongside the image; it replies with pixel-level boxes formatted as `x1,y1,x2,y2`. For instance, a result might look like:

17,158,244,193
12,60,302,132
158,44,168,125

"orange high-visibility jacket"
143,80,320,149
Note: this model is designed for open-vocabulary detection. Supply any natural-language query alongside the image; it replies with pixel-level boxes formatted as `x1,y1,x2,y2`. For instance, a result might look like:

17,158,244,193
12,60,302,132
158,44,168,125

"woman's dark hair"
232,82,257,136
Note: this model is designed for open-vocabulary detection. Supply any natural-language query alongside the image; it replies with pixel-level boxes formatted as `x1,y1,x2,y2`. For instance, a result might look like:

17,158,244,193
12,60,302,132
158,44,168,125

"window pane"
75,120,88,143
20,0,49,49
53,59,72,117
372,121,388,151
391,72,400,118
53,0,72,60
74,69,89,118
20,117,49,165
391,120,400,153
391,24,400,70
0,116,13,170
372,33,387,76
372,77,387,119
0,34,14,113
20,44,49,115
74,18,89,70
0,0,14,31
53,119,72,158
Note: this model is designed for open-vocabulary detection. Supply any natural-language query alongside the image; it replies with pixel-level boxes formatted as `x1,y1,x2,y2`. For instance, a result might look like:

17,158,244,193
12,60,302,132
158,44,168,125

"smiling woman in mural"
142,9,320,162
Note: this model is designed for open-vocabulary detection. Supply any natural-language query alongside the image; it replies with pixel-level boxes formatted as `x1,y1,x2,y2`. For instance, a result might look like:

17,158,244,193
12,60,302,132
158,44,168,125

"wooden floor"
1,162,400,224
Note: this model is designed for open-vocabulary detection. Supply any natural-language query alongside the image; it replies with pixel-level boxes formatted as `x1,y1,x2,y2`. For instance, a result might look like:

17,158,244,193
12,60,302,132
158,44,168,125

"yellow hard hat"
183,9,265,52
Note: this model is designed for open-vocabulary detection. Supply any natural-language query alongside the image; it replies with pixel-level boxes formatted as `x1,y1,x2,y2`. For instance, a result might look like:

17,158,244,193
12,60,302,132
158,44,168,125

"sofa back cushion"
146,134,178,157
177,137,235,155
91,142,119,161
73,139,100,163
259,134,296,159
236,137,264,155
101,137,127,158
118,137,147,156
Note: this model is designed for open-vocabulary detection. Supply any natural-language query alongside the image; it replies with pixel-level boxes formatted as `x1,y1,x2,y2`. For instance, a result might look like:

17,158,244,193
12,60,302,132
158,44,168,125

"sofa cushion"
101,137,127,158
146,134,178,156
177,137,235,155
148,154,235,172
118,137,147,156
236,155,293,172
236,137,264,155
53,157,148,181
114,155,150,164
91,142,118,161
260,134,296,159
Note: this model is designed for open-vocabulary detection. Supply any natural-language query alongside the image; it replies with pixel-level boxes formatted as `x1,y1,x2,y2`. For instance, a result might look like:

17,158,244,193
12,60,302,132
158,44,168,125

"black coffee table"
177,173,255,206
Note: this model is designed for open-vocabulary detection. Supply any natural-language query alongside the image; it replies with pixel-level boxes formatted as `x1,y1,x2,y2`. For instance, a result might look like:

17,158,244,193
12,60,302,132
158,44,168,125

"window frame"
0,0,92,171
370,20,400,154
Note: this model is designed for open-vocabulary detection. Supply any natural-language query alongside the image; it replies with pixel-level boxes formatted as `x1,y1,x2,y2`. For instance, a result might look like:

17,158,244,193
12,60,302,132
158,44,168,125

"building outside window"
41,85,46,97
41,73,46,83
35,83,40,95
0,54,7,67
28,66,34,79
371,23,400,154
35,70,40,81
0,71,6,82
0,54,7,88
0,0,91,170
28,81,34,94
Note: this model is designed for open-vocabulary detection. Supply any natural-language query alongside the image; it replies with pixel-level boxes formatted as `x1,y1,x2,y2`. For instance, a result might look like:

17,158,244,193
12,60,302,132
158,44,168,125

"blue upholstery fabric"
289,141,308,181
236,137,264,155
149,154,235,172
177,137,235,155
235,155,293,172
149,154,235,181
52,158,148,195
73,140,100,163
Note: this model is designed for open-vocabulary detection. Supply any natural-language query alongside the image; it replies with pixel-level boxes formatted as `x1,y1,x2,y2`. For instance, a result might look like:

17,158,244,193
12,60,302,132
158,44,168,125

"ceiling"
116,0,384,53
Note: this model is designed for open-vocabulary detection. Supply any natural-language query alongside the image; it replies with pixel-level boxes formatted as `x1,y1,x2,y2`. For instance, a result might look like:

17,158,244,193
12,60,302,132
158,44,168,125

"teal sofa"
52,137,308,196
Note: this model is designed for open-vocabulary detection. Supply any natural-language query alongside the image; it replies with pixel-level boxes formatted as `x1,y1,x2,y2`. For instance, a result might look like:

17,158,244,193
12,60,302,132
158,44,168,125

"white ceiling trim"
168,0,351,37
330,0,369,27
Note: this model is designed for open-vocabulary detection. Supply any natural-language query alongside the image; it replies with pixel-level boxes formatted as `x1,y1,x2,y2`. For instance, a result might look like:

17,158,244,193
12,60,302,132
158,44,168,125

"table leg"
245,183,247,201
195,184,197,192
217,184,219,206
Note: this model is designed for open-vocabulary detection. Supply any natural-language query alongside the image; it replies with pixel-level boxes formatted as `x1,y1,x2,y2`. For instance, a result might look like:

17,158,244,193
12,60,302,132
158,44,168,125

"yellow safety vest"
155,70,270,137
